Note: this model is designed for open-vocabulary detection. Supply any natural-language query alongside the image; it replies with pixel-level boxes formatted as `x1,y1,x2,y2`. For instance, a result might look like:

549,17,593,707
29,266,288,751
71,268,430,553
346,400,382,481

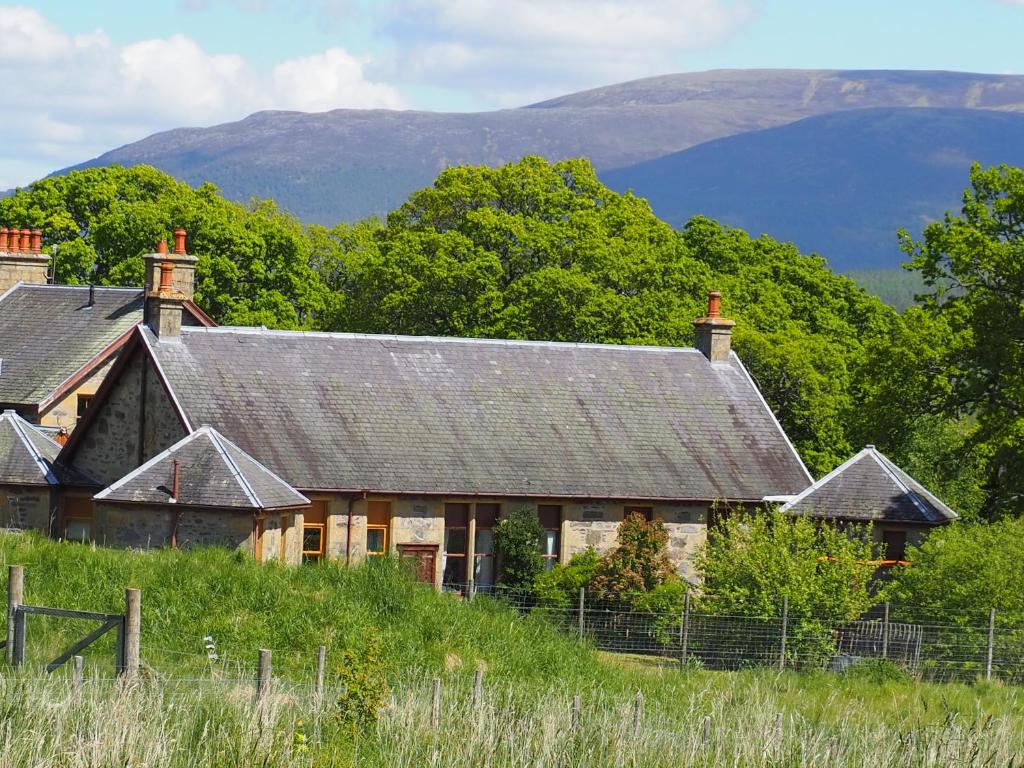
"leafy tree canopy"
0,165,337,329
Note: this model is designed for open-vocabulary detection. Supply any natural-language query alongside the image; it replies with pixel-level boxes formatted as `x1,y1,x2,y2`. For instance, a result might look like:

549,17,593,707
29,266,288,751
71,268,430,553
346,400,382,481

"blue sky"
2,0,1023,187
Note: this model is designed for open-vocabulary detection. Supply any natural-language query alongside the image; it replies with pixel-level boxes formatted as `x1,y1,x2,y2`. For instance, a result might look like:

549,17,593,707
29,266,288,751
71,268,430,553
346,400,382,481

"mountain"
602,107,1024,270
59,69,1024,234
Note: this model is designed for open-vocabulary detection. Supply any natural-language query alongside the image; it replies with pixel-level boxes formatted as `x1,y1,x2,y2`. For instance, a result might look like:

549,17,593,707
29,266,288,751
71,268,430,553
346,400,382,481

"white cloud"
0,5,404,188
383,0,756,105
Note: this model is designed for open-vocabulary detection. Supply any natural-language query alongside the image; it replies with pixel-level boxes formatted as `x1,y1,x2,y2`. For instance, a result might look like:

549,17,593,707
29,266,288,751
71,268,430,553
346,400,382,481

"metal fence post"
778,596,788,671
881,601,890,660
679,591,691,667
986,608,996,681
11,608,25,667
577,587,585,642
6,565,23,665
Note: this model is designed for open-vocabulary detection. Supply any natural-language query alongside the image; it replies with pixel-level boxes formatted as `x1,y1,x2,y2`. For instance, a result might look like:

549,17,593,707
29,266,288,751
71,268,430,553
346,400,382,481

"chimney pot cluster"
0,227,43,254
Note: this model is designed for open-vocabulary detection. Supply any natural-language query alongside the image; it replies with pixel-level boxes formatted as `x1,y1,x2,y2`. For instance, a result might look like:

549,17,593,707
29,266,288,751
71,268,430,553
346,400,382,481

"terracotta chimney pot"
7,228,18,253
30,229,42,253
19,229,30,252
173,228,186,255
0,228,8,252
158,261,174,291
707,290,721,319
156,240,168,255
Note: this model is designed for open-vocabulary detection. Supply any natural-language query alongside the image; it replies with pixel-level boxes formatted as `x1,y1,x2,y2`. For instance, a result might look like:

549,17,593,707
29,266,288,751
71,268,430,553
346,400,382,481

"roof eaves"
8,413,59,485
37,323,138,413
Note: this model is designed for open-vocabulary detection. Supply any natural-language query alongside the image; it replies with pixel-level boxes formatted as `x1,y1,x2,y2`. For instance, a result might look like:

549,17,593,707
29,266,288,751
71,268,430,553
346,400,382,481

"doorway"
398,543,438,585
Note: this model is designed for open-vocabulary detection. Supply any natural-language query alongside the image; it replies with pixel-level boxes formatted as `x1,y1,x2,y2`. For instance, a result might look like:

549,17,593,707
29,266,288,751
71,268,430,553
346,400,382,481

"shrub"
590,513,677,604
335,629,390,736
493,507,545,595
534,549,600,609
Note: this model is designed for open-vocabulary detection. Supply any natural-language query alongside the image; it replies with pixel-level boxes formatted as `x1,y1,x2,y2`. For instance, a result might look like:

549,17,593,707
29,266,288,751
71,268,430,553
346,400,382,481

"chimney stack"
144,229,197,322
148,260,186,340
693,290,736,363
0,224,50,291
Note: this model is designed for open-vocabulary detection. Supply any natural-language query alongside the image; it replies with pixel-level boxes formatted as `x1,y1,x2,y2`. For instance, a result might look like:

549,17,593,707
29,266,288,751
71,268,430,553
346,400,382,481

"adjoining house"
54,268,820,586
93,426,310,558
0,228,213,431
0,409,73,533
779,445,958,563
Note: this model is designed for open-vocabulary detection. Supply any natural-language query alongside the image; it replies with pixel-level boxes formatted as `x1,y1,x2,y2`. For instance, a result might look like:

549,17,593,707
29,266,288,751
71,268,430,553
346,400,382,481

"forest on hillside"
2,158,1021,522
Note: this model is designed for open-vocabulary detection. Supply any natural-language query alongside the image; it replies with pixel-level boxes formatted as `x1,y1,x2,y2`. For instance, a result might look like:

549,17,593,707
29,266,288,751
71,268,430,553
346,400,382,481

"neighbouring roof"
0,283,214,411
0,409,60,486
95,426,309,510
140,325,813,500
780,446,957,524
0,285,142,408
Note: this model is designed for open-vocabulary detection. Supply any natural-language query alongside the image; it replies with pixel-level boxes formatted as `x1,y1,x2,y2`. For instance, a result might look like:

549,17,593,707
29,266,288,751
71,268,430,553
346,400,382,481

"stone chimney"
0,227,49,291
144,228,196,317
148,261,186,340
693,290,735,362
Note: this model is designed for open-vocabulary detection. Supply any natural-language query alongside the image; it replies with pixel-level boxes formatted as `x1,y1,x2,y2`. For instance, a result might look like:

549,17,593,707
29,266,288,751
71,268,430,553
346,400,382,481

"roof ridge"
18,284,143,294
869,449,946,522
210,430,308,506
205,428,263,508
178,325,709,355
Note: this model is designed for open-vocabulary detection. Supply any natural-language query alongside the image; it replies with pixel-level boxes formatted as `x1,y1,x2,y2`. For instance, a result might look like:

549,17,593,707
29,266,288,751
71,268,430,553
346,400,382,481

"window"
443,503,469,586
473,503,500,587
303,500,328,563
624,505,654,522
366,501,390,557
882,530,908,563
63,497,94,543
76,394,93,422
538,504,561,571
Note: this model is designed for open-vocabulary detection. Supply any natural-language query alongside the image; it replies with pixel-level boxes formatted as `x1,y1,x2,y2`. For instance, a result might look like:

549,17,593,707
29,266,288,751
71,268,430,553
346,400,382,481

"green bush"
493,507,545,596
534,549,599,609
335,629,390,736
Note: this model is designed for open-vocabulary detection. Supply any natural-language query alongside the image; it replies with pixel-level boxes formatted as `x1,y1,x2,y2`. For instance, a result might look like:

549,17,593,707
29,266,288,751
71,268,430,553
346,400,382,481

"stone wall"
95,502,270,557
68,348,187,487
0,253,50,292
0,486,53,532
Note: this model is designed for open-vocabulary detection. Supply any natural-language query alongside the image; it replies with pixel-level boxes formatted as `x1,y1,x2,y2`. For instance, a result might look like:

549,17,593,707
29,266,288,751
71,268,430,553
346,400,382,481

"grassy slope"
3,531,1024,765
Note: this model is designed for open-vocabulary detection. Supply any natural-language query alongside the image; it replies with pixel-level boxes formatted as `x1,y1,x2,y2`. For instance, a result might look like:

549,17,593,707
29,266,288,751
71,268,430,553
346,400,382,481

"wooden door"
253,517,265,562
398,544,438,584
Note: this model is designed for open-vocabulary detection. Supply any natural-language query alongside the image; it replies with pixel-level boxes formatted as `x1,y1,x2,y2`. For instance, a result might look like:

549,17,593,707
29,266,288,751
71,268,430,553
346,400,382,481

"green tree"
590,513,678,602
0,165,336,329
696,509,880,622
493,507,545,594
901,163,1024,518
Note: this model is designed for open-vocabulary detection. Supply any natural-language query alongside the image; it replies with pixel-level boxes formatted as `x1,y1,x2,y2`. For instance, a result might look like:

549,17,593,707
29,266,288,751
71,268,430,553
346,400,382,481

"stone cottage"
53,266,822,585
0,228,213,432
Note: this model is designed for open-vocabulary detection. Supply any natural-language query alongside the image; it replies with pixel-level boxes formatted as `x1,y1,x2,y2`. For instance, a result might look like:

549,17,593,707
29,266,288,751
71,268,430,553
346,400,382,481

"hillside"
57,69,1024,232
603,107,1024,271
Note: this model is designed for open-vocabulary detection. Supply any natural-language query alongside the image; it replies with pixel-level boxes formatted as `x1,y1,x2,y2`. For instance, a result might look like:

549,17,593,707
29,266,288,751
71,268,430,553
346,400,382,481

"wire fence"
444,583,1023,684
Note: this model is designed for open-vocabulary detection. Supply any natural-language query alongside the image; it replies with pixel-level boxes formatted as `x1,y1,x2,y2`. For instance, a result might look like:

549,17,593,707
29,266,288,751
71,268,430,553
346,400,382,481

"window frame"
537,504,562,570
366,524,388,557
63,497,94,543
302,523,326,563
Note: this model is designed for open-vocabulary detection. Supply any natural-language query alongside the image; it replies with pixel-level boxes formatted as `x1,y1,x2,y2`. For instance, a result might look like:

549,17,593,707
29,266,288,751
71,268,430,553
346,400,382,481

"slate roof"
0,410,60,486
780,446,957,524
0,283,213,411
95,426,310,510
141,326,813,500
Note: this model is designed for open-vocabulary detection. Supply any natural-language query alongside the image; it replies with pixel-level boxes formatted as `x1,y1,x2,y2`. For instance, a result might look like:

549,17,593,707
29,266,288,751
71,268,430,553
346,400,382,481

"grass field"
1,532,1021,766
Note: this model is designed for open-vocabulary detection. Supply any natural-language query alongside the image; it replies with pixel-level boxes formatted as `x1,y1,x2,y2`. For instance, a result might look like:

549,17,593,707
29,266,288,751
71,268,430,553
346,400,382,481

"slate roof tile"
780,446,957,524
0,409,60,485
143,326,812,500
95,426,309,510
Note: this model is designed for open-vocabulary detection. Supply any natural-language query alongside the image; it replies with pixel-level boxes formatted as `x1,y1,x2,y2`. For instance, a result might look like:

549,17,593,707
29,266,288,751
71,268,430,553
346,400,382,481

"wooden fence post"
881,602,890,660
257,649,272,701
701,715,711,749
679,591,691,668
778,596,788,671
6,565,23,665
73,655,84,692
632,691,644,738
315,645,327,700
472,669,483,708
431,677,441,730
123,588,141,680
577,588,585,642
986,608,996,681
571,693,581,732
